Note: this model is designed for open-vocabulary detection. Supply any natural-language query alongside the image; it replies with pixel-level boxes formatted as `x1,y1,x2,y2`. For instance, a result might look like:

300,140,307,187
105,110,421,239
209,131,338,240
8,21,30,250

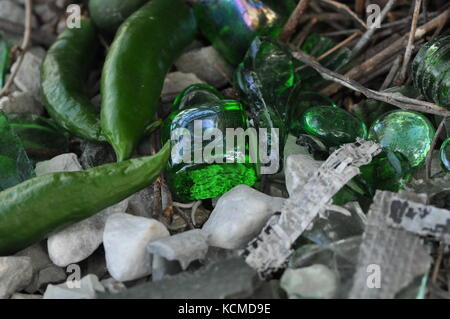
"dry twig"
318,0,367,29
279,0,311,43
0,0,33,97
425,116,448,180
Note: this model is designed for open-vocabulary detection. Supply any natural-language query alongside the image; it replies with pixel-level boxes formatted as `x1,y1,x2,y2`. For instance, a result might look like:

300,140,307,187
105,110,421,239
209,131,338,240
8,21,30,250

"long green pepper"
0,142,170,256
41,18,104,142
101,0,197,161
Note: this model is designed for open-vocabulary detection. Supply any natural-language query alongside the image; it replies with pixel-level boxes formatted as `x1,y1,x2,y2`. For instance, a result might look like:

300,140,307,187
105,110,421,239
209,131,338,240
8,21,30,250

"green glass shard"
440,137,450,172
6,114,69,163
368,110,436,167
0,112,35,191
0,35,10,89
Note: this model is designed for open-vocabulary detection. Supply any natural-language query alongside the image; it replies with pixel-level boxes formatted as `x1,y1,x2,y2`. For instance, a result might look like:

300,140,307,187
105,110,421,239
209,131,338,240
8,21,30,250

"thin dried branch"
380,55,402,90
279,0,311,43
352,0,398,57
292,51,450,117
318,0,368,29
292,17,317,48
398,0,422,83
0,0,33,97
322,8,450,96
0,17,55,47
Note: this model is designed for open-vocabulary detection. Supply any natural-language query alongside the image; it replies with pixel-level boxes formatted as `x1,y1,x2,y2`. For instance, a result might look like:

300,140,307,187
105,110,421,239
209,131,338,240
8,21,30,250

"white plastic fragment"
147,229,209,270
242,139,381,278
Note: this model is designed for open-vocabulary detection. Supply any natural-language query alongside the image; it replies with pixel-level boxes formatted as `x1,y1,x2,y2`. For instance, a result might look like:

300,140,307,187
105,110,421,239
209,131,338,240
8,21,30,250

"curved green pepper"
88,0,149,36
41,18,104,142
101,0,197,161
0,142,170,255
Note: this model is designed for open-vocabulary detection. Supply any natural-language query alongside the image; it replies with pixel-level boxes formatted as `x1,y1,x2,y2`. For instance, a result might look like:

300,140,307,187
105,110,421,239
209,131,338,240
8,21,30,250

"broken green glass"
300,106,368,147
356,151,412,195
6,114,69,163
440,137,450,172
0,112,35,191
412,36,450,108
0,35,10,89
172,83,224,111
162,95,257,202
368,110,435,167
193,0,296,65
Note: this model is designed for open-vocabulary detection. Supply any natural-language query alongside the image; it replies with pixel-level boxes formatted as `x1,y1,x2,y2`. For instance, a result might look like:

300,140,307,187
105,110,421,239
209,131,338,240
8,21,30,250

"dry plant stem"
0,0,33,97
398,0,422,83
425,116,448,180
323,8,450,96
380,55,402,90
352,0,397,57
355,0,365,16
318,0,367,29
0,18,54,47
432,243,445,283
279,0,310,43
191,200,202,227
292,17,317,48
292,51,450,117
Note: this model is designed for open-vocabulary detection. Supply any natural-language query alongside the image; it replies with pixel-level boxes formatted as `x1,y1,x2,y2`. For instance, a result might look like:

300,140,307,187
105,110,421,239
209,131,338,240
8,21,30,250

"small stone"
35,153,82,176
100,257,262,299
368,110,435,167
43,274,105,299
202,185,285,250
34,3,58,24
151,255,182,281
101,277,127,294
0,91,44,115
301,106,368,147
15,242,52,273
103,213,170,282
47,199,129,267
79,140,116,169
126,186,154,218
0,256,33,299
280,264,338,299
0,1,38,28
175,46,233,88
147,229,209,270
161,72,205,103
37,266,67,290
12,47,45,102
10,293,42,299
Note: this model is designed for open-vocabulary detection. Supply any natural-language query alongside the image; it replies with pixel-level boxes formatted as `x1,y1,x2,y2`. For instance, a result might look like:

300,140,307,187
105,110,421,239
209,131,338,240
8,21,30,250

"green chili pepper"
88,0,149,36
101,0,197,161
0,142,170,255
41,17,105,142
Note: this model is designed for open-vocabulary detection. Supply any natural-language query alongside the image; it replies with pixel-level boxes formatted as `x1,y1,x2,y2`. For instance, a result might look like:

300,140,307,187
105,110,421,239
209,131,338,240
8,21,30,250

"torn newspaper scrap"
242,139,381,278
349,190,431,299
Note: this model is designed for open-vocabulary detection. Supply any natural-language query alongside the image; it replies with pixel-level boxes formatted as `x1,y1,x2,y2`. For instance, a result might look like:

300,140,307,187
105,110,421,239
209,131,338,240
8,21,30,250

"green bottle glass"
368,110,435,168
6,114,69,163
356,151,412,195
440,137,450,172
162,89,257,202
0,113,35,191
193,0,296,65
412,35,450,108
300,106,368,147
299,34,351,89
172,83,224,111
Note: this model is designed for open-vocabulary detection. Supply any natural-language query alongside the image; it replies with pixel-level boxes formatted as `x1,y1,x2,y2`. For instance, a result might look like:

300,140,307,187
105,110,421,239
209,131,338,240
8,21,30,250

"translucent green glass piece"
162,99,257,202
368,110,436,167
193,0,295,65
288,91,336,136
300,106,368,147
356,151,412,195
172,83,224,111
6,114,69,163
0,35,10,89
0,112,35,191
412,36,450,108
440,137,450,172
352,86,420,127
299,34,351,89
